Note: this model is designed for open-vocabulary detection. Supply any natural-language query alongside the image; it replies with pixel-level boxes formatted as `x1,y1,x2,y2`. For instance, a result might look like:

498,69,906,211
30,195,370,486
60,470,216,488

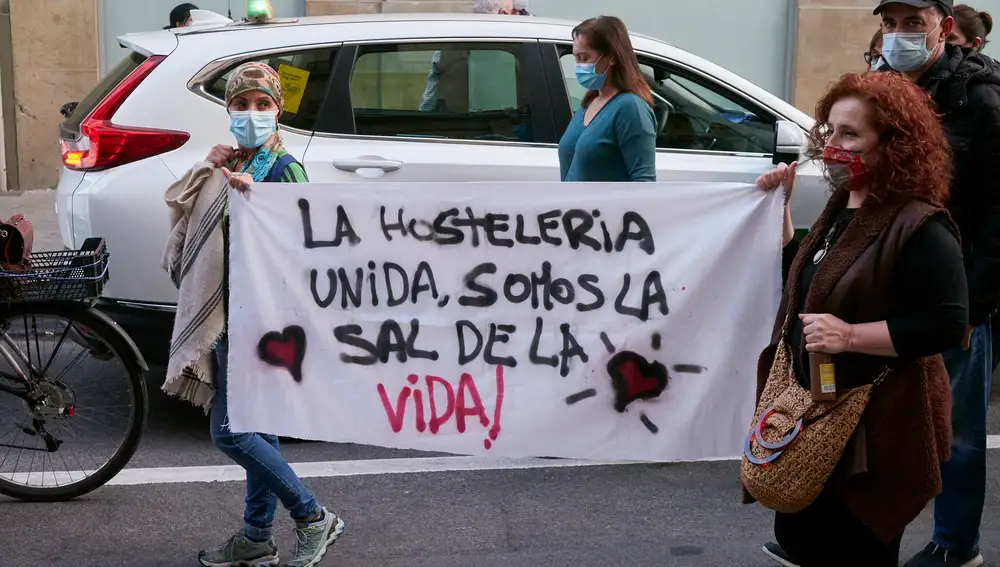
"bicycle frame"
0,329,39,399
0,315,78,401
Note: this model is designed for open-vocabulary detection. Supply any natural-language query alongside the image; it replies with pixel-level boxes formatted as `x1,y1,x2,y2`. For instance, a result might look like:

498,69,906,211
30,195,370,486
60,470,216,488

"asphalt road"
1,366,1000,567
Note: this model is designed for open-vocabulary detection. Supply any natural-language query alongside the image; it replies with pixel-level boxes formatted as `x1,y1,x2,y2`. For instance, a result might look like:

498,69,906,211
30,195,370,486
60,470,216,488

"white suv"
56,11,824,365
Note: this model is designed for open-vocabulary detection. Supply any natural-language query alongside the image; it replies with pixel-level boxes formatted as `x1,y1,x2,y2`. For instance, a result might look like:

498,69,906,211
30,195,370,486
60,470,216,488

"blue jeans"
933,320,992,553
211,337,319,541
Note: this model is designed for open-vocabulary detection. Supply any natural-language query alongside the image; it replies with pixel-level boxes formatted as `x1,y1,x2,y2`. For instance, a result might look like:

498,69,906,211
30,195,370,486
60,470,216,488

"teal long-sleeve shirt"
558,92,657,182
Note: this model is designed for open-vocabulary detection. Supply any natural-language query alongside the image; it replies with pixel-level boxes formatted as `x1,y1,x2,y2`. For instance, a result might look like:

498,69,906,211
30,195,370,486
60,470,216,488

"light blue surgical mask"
575,57,608,90
229,110,278,149
882,21,941,72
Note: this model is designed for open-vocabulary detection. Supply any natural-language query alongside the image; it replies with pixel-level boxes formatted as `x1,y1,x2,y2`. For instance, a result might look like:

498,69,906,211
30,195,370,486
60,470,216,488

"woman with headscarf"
165,62,344,567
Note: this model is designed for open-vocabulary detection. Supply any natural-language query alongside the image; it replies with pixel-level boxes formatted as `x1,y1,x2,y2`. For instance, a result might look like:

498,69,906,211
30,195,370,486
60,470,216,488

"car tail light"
61,55,190,172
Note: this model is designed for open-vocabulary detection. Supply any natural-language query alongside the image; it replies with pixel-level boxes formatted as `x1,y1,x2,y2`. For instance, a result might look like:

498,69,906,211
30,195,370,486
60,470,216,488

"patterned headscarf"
224,62,286,175
225,62,284,114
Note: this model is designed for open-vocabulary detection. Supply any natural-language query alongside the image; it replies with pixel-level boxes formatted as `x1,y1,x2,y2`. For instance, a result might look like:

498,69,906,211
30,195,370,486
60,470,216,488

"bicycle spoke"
31,316,42,378
20,314,33,377
49,349,90,384
40,321,74,377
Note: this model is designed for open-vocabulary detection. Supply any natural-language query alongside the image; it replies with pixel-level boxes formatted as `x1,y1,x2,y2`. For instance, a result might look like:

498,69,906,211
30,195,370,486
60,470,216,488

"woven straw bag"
740,339,888,514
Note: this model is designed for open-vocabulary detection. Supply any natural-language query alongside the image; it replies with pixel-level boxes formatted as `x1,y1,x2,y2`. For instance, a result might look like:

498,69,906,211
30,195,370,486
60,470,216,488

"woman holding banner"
162,62,344,567
745,71,967,566
558,16,657,182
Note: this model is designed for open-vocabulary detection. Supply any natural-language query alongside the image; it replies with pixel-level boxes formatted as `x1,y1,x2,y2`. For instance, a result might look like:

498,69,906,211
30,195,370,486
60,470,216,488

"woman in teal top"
558,16,657,182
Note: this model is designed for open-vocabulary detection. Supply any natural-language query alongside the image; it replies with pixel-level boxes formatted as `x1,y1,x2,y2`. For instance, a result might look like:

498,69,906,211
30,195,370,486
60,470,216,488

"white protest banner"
227,182,783,462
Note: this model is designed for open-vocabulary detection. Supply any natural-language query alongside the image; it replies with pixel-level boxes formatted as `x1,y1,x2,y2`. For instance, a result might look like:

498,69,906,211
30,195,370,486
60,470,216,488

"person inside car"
418,0,533,141
558,15,656,182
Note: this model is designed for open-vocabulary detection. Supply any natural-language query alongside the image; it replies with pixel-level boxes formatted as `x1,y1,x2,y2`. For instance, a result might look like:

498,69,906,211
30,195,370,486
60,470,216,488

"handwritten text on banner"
226,182,783,462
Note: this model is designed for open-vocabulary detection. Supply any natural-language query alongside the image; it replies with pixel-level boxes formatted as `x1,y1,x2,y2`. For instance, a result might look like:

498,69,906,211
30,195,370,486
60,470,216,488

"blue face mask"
230,111,278,148
576,57,608,90
881,21,941,72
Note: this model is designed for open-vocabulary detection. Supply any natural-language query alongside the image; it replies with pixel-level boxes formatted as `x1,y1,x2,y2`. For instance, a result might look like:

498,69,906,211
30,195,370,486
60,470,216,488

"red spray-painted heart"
257,326,307,383
607,351,668,413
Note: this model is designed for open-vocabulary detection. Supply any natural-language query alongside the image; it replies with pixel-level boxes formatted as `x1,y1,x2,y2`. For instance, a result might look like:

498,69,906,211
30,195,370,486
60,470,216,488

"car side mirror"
773,120,805,165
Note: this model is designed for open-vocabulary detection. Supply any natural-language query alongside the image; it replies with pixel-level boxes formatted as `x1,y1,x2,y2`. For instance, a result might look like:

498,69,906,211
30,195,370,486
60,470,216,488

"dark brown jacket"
742,191,953,543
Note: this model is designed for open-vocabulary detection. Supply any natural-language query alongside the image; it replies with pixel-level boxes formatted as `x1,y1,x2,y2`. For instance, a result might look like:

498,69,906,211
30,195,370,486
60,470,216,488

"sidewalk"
0,189,61,251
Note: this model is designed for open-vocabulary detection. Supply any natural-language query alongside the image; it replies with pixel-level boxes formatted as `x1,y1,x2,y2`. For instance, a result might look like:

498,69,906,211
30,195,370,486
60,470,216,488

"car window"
558,50,776,154
348,43,535,143
203,47,337,132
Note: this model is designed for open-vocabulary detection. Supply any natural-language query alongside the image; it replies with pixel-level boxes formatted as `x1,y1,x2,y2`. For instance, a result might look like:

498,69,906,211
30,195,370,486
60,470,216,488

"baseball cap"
873,0,954,17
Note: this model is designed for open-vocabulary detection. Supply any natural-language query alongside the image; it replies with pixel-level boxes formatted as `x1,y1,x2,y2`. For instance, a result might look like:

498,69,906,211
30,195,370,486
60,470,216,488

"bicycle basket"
0,238,110,303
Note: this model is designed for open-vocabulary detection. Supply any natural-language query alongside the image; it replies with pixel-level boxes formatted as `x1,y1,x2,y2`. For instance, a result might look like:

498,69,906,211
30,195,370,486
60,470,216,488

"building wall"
0,0,12,192
9,0,99,190
792,0,1000,114
792,0,879,113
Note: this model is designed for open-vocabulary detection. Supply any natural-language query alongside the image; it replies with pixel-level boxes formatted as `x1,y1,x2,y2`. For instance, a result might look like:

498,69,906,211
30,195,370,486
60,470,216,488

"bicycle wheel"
0,301,147,501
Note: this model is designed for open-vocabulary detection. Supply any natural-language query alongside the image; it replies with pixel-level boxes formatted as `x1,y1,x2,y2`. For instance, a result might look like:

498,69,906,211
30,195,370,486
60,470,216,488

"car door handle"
333,156,404,173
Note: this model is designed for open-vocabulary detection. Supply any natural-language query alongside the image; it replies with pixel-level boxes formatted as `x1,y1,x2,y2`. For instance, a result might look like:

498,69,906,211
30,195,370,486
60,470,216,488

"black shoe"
904,543,984,567
762,542,799,567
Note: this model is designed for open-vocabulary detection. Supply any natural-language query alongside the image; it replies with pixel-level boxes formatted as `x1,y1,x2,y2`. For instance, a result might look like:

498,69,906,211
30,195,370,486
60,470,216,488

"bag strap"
265,154,299,183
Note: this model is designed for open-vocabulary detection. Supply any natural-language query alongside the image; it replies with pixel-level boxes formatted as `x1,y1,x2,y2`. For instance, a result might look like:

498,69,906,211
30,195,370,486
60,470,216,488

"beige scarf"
161,162,227,412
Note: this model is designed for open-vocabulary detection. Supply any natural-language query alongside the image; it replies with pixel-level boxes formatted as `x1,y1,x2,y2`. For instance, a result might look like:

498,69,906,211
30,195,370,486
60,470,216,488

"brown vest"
744,191,953,543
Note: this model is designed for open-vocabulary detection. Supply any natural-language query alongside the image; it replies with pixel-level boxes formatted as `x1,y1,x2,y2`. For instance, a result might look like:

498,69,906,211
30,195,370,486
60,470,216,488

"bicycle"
0,237,148,502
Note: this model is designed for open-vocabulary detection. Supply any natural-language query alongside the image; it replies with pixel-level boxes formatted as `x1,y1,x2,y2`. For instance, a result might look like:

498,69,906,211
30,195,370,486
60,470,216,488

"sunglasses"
864,51,882,66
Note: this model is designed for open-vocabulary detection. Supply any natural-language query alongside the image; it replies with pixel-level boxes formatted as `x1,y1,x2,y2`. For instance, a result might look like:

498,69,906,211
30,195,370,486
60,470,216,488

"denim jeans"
933,319,992,553
211,337,319,541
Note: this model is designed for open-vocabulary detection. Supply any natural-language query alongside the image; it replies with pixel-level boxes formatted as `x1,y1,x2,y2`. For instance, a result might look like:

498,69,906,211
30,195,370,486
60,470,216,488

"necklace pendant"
813,249,827,264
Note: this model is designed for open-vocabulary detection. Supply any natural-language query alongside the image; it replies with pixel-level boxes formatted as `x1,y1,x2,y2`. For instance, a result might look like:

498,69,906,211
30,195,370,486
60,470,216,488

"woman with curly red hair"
745,71,968,566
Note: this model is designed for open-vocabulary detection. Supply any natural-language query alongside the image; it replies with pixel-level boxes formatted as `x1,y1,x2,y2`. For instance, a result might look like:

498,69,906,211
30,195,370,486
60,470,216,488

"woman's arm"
613,96,657,182
782,238,800,286
801,215,968,357
883,214,968,357
782,205,794,248
755,162,797,247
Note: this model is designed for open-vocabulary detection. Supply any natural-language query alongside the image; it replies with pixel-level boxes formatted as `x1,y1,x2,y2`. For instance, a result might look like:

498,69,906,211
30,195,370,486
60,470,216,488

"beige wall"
791,0,882,114
9,0,99,190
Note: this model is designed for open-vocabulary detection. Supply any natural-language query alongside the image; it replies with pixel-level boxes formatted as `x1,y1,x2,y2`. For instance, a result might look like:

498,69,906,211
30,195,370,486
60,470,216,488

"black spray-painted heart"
257,325,307,383
607,351,668,413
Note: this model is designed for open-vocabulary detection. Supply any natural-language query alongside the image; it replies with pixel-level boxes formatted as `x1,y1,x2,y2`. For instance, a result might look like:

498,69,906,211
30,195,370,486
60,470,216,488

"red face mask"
821,146,871,192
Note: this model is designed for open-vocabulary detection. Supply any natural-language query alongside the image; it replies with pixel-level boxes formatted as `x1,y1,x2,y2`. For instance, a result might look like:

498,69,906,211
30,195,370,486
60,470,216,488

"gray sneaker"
198,533,280,567
283,508,345,567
